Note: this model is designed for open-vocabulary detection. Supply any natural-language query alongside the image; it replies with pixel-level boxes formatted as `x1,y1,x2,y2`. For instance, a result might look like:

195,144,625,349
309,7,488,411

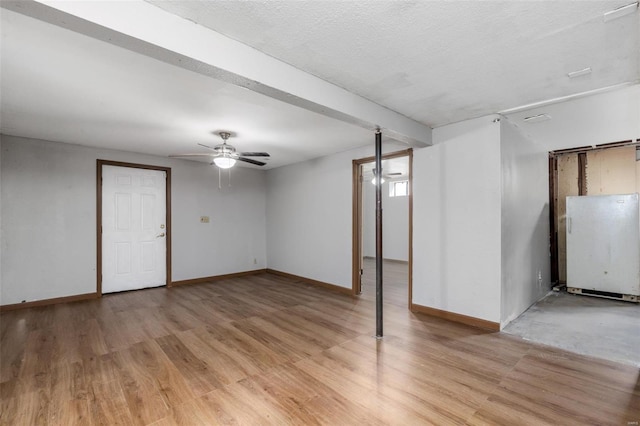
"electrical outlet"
200,216,210,223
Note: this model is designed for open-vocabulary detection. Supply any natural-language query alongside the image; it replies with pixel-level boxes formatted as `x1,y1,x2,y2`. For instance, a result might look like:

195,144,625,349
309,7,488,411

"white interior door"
102,165,167,293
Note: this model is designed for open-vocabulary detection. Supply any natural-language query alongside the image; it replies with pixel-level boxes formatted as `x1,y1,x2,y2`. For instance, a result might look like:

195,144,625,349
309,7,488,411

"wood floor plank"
0,394,18,426
88,379,134,426
147,398,217,426
303,394,384,425
196,322,290,373
510,355,640,417
2,263,638,425
126,340,195,406
10,389,50,426
296,356,443,425
82,353,119,387
231,318,310,362
266,309,359,349
155,334,225,397
109,346,171,426
16,329,55,395
176,327,261,385
48,398,91,426
289,303,373,335
337,336,492,414
297,347,470,425
50,361,88,404
54,319,110,366
199,379,295,425
0,321,28,383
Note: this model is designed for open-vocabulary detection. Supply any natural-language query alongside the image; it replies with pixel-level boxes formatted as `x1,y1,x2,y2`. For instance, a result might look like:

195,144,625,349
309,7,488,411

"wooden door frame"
352,148,413,310
96,160,172,296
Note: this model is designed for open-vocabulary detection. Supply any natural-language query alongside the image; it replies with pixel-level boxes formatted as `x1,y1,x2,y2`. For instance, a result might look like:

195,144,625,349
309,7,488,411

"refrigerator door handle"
568,217,572,234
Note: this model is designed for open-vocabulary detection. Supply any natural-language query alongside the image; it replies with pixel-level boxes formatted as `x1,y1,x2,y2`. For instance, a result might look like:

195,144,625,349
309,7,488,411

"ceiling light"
371,176,385,185
604,2,638,22
567,67,592,78
213,156,236,169
523,114,552,123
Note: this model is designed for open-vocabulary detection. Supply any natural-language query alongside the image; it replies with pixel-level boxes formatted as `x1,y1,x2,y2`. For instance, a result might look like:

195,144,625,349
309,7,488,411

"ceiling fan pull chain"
218,167,222,190
228,168,232,187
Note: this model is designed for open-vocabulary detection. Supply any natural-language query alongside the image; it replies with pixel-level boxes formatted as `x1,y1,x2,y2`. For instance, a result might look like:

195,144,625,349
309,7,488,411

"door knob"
156,233,165,238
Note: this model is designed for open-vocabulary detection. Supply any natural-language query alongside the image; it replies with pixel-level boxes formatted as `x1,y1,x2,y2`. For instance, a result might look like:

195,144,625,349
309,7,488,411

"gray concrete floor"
504,290,640,367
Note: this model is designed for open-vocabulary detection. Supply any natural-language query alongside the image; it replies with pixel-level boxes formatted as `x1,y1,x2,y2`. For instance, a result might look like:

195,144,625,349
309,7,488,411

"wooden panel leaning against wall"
556,153,579,284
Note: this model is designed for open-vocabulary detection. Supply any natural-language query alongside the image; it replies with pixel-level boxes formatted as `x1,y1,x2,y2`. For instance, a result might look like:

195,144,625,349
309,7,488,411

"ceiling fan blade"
197,142,216,150
386,172,402,176
238,152,270,157
237,157,267,166
169,153,214,158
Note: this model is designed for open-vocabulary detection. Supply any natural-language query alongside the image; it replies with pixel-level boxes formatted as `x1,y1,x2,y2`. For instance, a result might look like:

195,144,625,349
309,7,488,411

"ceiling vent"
523,114,552,123
603,2,638,22
567,67,592,78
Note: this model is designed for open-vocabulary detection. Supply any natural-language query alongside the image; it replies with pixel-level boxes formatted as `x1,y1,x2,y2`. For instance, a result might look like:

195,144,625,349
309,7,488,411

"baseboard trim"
363,256,409,264
411,303,500,331
0,292,99,312
266,269,352,296
171,269,267,287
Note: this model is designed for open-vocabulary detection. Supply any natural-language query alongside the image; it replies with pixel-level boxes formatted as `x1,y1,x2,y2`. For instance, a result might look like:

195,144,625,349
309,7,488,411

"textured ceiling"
150,0,639,127
1,1,638,169
0,8,389,169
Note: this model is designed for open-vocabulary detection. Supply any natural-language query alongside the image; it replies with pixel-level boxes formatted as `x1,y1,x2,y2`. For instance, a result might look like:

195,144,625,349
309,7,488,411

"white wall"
266,140,408,289
506,84,640,152
0,135,266,305
362,177,409,261
413,116,502,323
500,118,551,326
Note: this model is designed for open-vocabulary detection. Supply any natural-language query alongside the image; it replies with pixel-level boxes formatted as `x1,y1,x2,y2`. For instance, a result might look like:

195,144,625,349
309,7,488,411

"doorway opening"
97,160,172,295
352,149,413,309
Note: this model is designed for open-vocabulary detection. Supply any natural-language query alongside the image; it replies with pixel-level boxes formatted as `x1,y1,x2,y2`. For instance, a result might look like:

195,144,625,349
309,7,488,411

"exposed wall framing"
549,139,639,284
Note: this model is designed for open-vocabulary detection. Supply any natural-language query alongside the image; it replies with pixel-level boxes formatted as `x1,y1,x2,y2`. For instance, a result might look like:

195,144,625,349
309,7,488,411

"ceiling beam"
3,0,432,147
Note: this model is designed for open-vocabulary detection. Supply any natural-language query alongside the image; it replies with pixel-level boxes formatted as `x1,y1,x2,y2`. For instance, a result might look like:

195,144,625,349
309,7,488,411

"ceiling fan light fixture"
371,176,385,185
213,156,236,169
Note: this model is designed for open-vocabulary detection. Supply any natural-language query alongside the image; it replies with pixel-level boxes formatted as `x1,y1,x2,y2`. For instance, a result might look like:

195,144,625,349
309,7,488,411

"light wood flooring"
1,271,639,425
361,258,409,307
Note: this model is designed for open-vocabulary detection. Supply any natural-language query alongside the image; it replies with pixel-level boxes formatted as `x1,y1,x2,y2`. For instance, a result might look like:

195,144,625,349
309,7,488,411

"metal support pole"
375,129,383,338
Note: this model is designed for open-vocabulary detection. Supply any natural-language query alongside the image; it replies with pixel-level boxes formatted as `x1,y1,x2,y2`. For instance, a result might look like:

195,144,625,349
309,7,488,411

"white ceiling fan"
170,131,270,168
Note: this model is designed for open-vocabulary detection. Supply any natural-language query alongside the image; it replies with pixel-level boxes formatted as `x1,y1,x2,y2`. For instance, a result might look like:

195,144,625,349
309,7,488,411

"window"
389,180,408,197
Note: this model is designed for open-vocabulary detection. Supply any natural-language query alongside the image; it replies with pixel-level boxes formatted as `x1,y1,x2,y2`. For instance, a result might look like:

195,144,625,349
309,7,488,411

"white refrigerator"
566,193,640,300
